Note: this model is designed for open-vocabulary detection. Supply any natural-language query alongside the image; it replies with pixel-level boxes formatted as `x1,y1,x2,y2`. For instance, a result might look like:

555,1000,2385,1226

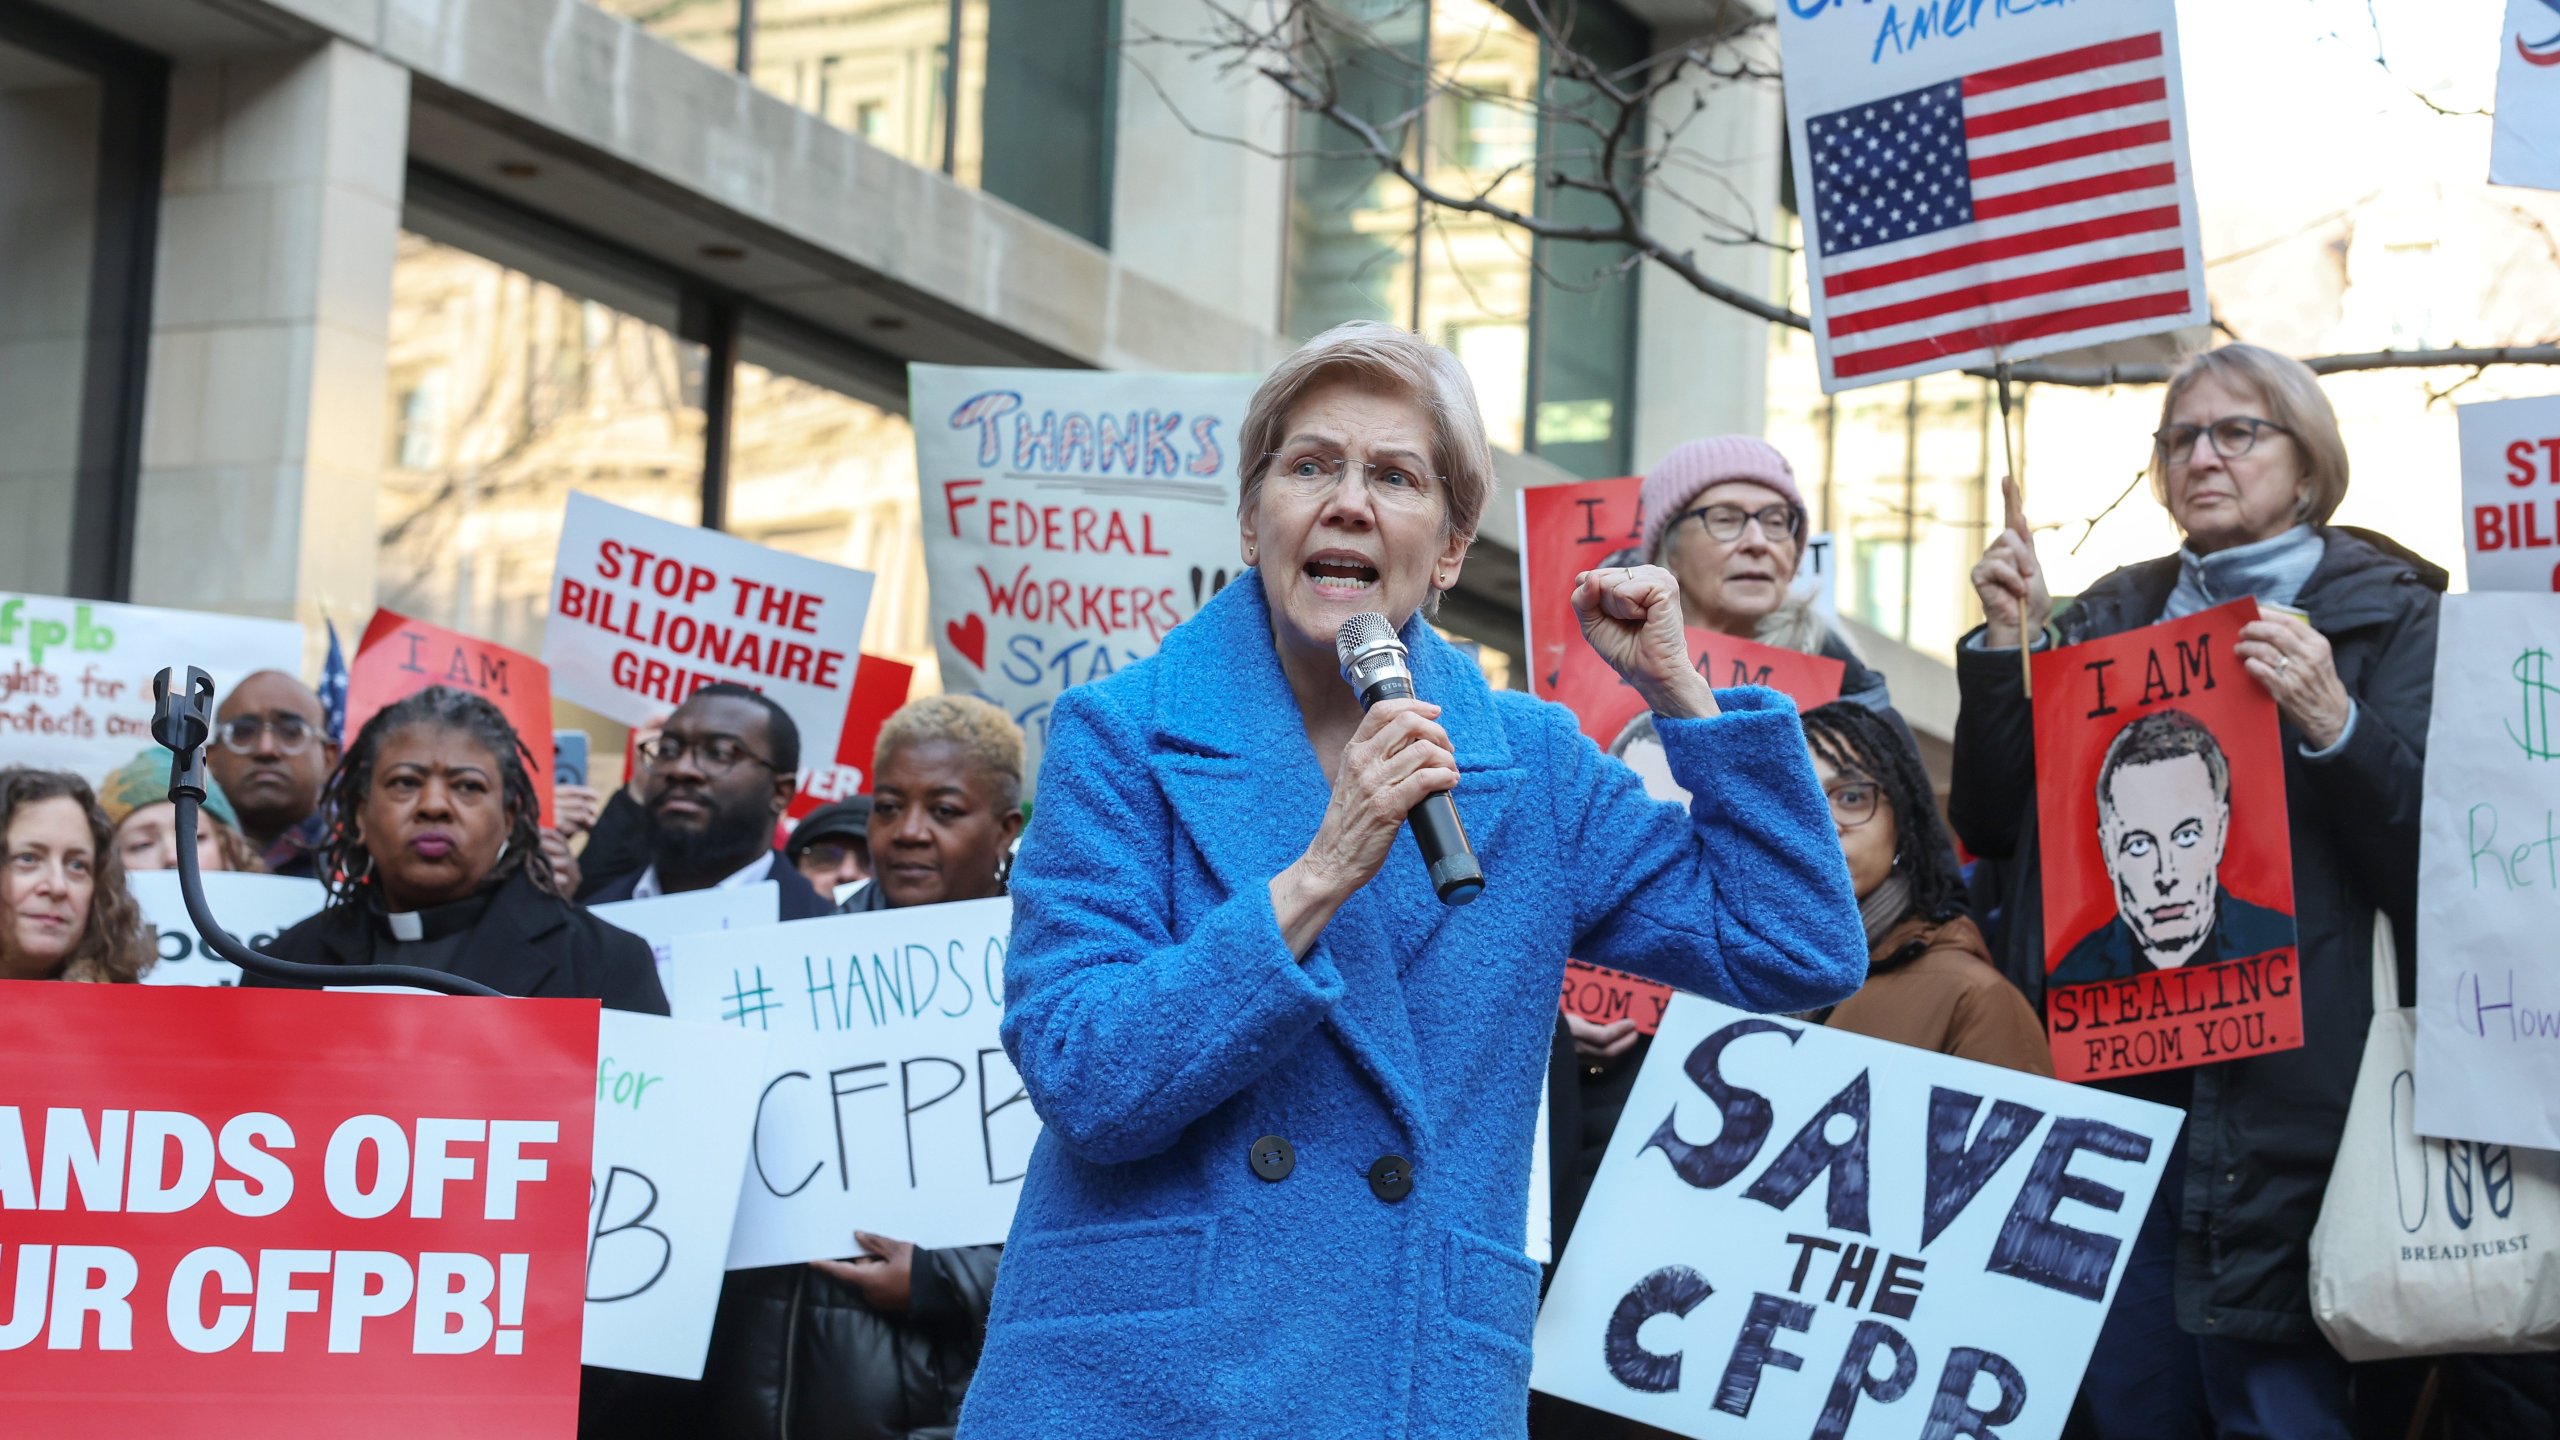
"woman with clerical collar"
253,685,666,1015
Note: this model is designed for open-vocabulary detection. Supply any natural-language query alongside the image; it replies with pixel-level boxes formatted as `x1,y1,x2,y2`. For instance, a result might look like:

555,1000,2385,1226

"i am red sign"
0,984,597,1437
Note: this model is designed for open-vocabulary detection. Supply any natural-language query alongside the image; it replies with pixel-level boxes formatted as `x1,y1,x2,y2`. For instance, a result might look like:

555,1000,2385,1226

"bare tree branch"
1144,0,2560,389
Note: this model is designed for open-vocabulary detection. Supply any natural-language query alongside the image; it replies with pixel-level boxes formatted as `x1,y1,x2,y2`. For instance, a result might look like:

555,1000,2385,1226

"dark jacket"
2049,892,2296,987
256,865,669,1013
698,1249,1003,1440
1950,525,2440,1343
586,850,840,922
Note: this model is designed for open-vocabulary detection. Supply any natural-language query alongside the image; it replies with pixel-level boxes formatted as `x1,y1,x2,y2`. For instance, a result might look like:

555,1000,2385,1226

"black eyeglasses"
1680,503,1802,544
2153,417,2290,467
1826,780,1882,829
217,714,318,756
643,733,779,776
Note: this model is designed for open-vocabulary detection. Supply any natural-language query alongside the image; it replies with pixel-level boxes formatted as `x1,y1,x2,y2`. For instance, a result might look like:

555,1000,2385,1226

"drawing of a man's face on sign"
2095,709,2231,966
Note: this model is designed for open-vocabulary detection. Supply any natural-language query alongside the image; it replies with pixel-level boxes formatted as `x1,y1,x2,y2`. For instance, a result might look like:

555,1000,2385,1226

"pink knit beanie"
1637,436,1807,563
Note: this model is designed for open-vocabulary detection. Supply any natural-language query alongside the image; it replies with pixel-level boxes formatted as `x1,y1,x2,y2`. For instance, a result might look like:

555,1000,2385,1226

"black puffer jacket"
1950,525,2442,1344
697,1247,1002,1439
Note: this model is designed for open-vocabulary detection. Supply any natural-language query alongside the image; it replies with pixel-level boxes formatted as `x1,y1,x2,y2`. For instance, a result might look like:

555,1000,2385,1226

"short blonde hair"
875,695,1025,814
1236,320,1495,548
2152,344,2350,526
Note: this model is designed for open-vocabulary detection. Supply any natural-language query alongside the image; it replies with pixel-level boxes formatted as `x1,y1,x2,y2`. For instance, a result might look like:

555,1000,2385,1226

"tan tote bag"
2308,915,2560,1361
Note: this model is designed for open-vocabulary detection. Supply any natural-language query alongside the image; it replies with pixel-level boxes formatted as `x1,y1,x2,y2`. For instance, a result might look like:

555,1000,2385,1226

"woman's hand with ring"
1571,564,1716,719
1970,477,2053,648
2237,616,2351,750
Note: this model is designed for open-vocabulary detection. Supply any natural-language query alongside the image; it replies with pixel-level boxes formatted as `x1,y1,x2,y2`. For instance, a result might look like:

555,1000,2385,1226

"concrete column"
130,39,407,665
1108,0,1291,337
0,71,102,594
1628,38,1785,467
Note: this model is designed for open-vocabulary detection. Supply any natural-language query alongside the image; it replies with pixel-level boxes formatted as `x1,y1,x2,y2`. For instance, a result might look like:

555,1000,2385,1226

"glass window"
1283,0,1636,473
594,0,741,71
381,227,708,768
724,333,939,693
978,0,1113,245
748,0,957,175
0,36,101,595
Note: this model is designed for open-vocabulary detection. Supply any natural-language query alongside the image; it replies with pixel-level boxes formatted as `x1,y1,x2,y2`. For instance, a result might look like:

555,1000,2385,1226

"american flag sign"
1780,15,2207,391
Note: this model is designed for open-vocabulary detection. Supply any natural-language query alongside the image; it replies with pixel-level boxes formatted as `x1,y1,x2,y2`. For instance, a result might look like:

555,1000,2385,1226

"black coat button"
1368,1155,1414,1203
1248,1134,1295,1182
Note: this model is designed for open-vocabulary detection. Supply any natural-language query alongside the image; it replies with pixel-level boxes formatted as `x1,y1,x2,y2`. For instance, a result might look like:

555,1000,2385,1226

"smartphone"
554,730,590,789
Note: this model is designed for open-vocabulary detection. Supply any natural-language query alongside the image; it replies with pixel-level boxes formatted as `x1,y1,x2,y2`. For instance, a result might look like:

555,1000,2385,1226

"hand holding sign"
2235,614,2351,750
1972,477,2053,649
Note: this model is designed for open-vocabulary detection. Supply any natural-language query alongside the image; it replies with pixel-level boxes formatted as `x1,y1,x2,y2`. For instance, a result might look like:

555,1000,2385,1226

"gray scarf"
1858,870,1913,949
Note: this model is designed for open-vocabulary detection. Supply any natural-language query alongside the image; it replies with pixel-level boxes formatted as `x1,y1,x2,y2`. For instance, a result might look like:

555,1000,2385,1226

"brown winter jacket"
1824,913,2053,1076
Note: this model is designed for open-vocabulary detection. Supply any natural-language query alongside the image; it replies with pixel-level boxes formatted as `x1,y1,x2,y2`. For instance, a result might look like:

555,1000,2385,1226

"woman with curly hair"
251,685,665,1013
1799,701,2047,1073
0,768,151,983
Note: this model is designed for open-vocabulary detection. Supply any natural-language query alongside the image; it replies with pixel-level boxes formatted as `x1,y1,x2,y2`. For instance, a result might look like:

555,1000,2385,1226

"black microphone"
1336,613,1485,906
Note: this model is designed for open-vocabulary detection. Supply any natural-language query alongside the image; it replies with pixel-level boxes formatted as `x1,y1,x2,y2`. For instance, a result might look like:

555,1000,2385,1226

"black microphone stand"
151,665,505,999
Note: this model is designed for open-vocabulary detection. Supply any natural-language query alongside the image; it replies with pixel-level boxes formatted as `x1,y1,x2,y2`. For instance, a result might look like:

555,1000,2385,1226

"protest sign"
348,608,557,827
909,364,1256,790
786,651,914,827
662,897,1036,1263
2032,599,2301,1082
2416,593,2560,1147
0,984,597,1438
0,593,302,786
2457,394,2560,591
1516,477,1846,753
546,492,876,766
2494,0,2560,192
131,870,329,987
1531,993,2180,1438
584,1011,766,1379
1560,962,1676,1038
1775,0,2208,391
591,882,782,992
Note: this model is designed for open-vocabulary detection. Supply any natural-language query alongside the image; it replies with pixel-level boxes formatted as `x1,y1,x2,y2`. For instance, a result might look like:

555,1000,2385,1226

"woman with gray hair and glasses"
955,320,1864,1440
1952,343,2442,1438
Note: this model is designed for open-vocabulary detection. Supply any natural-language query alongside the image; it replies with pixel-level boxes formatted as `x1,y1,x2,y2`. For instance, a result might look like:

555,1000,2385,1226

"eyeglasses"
798,839,866,869
643,733,779,776
1680,503,1802,544
1264,452,1443,500
2153,417,2290,467
217,714,317,756
1826,780,1882,829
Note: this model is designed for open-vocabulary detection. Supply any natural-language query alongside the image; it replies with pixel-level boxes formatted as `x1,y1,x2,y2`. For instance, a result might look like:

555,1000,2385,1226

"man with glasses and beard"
207,671,341,879
584,683,838,920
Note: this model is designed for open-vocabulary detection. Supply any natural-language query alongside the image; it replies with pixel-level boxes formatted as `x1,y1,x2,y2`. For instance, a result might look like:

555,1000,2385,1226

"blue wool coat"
958,573,1865,1440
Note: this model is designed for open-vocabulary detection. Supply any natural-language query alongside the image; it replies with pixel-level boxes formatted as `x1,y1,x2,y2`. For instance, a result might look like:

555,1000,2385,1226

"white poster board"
0,593,303,785
1775,0,2207,391
2493,0,2560,192
131,870,330,987
908,365,1256,791
584,1010,767,1379
592,882,782,992
2417,593,2560,1147
2457,394,2560,592
1792,532,1842,620
1532,995,2180,1438
663,897,1035,1265
544,493,876,765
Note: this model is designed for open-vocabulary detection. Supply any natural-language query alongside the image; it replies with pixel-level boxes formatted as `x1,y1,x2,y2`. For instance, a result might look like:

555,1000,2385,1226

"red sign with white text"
1518,477,1844,751
349,609,557,826
0,985,598,1438
785,652,915,827
2032,599,2303,1082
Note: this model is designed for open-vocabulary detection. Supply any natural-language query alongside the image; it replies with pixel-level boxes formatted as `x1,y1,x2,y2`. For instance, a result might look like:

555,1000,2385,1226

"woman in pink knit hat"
1632,434,1896,714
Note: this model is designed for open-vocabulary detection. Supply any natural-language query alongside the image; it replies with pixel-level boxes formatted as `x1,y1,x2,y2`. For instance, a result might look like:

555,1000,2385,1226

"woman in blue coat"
958,320,1867,1439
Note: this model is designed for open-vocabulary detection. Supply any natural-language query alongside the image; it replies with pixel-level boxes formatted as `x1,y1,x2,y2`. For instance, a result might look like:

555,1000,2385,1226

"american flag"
1804,33,2202,385
318,615,349,744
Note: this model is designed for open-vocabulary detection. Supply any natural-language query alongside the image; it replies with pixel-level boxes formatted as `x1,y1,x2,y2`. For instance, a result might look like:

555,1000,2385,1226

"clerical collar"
378,882,501,943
